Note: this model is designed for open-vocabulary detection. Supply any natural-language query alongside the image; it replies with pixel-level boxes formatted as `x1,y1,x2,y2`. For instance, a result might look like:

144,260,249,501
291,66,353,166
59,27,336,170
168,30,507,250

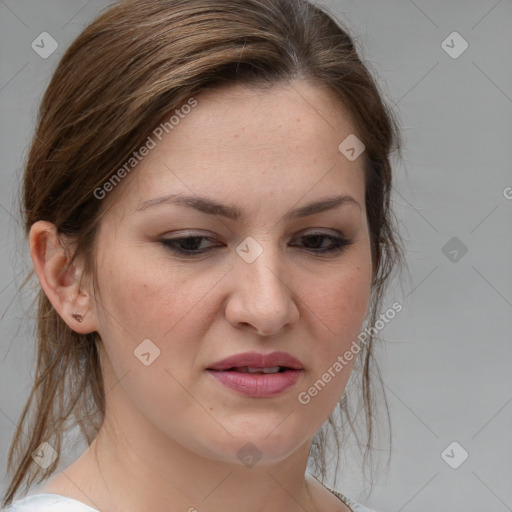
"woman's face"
89,80,373,465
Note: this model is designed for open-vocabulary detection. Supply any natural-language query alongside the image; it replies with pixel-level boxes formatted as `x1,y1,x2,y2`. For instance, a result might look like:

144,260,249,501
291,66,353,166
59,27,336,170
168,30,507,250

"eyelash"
159,232,353,257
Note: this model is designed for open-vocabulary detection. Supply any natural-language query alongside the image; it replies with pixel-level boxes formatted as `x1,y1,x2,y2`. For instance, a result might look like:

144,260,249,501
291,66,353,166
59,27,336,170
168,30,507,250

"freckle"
296,118,301,122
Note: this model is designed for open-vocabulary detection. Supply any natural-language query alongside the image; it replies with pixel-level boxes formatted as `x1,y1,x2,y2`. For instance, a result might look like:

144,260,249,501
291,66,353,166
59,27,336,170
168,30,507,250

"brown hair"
3,0,405,505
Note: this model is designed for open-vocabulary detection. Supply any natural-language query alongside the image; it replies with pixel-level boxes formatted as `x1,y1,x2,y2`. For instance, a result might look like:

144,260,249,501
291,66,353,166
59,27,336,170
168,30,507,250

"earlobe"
29,221,97,334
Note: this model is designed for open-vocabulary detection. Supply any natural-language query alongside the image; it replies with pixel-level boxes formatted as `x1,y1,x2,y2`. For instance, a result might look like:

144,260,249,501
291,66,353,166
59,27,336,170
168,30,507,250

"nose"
224,242,300,337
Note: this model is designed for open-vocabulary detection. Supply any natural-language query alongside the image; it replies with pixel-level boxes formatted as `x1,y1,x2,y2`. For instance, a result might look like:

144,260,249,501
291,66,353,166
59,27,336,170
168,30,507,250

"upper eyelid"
161,227,348,238
160,231,350,248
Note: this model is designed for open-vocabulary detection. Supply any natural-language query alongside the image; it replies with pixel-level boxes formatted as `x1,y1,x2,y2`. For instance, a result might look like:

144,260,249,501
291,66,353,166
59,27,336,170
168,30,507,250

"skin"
30,80,373,512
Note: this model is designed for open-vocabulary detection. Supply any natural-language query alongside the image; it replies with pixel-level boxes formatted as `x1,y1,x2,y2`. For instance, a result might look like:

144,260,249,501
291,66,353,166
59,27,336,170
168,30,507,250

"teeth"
239,366,281,374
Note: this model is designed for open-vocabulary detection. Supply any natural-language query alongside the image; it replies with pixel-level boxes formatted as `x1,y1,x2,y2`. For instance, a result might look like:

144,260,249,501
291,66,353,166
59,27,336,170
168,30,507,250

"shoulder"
329,488,377,512
307,474,377,512
2,494,100,512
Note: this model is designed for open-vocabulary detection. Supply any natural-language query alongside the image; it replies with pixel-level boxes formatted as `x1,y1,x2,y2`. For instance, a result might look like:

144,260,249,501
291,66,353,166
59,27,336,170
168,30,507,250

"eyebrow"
135,193,361,221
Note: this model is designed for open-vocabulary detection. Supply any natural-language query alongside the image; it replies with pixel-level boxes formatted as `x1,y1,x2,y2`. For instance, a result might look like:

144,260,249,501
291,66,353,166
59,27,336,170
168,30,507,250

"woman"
2,0,405,511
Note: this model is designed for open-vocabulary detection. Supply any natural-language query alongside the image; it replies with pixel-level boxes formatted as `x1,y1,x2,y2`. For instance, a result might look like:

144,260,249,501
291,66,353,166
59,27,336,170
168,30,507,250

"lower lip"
206,369,303,397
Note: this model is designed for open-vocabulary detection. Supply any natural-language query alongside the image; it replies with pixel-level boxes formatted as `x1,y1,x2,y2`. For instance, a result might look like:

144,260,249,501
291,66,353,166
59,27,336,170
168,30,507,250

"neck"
82,418,317,512
62,374,320,512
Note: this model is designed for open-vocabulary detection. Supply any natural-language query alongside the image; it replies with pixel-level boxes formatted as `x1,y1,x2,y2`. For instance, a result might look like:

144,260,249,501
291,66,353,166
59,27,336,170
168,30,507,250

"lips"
207,351,304,371
230,366,283,374
206,351,304,397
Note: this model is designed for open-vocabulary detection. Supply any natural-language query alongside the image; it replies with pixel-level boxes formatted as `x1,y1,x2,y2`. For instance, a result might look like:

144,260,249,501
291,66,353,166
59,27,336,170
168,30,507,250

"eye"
290,232,353,254
159,231,353,257
160,235,220,255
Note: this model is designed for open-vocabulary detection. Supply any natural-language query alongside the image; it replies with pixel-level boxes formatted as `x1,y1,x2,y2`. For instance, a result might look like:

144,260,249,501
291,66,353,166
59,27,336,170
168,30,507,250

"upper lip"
207,351,304,371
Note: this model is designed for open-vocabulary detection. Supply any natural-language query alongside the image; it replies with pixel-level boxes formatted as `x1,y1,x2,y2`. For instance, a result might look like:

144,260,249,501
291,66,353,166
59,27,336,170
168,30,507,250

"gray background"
1,1,511,511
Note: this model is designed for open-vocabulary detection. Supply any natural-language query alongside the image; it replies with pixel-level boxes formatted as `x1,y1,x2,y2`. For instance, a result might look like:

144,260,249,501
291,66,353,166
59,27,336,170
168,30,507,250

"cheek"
95,246,192,337
295,263,371,412
93,246,227,375
305,261,372,350
92,252,204,413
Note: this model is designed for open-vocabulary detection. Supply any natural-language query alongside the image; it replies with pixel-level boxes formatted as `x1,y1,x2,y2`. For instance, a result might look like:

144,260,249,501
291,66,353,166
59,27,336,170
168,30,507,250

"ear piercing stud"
71,312,83,323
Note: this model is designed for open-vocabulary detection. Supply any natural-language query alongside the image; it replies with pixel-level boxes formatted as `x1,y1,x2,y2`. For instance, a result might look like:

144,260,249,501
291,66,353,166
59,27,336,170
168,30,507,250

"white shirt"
3,494,98,512
4,491,376,512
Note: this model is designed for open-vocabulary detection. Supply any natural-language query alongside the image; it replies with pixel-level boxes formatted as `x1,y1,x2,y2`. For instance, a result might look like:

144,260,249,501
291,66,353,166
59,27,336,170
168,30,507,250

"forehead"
175,80,357,150
112,80,365,215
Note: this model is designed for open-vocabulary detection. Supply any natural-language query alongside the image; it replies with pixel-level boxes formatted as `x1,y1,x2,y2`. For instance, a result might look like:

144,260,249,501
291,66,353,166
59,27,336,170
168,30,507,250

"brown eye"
159,232,352,258
160,235,220,255
291,232,352,254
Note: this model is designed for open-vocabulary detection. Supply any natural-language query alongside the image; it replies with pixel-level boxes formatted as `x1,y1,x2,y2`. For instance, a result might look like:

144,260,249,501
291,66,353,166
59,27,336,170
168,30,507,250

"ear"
29,221,97,334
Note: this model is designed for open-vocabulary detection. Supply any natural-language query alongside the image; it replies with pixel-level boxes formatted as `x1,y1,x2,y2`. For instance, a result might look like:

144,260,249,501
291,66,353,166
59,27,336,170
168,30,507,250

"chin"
196,420,311,467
